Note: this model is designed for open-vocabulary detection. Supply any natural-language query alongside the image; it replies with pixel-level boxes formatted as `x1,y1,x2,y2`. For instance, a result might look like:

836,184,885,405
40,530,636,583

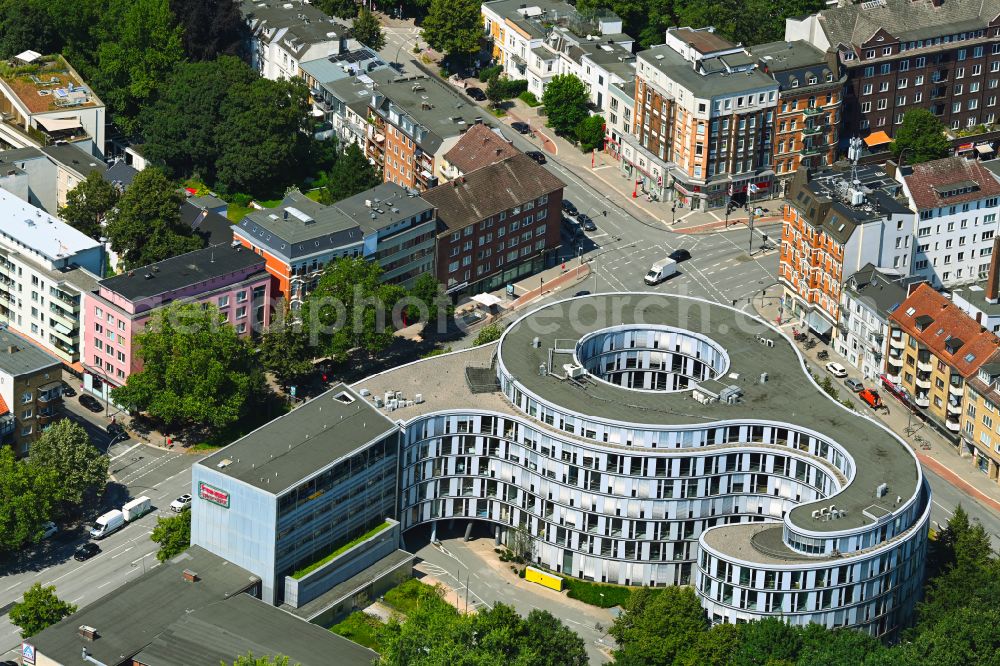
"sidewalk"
503,101,784,234
753,285,1000,516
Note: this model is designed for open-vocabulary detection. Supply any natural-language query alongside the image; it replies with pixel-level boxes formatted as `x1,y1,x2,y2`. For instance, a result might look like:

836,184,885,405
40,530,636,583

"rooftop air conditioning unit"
563,364,586,379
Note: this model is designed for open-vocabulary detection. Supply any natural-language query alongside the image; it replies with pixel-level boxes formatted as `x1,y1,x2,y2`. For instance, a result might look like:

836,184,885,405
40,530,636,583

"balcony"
802,125,823,136
946,418,962,432
48,305,75,330
886,373,902,384
800,145,825,156
803,107,823,116
889,336,905,349
886,355,903,367
949,382,965,397
915,375,932,390
915,394,930,408
947,402,963,416
917,359,933,373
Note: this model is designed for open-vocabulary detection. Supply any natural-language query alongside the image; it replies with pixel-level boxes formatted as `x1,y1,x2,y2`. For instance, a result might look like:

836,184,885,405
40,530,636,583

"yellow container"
525,566,564,591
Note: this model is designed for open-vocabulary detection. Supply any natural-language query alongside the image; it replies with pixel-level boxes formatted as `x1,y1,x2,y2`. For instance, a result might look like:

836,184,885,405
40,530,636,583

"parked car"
60,383,76,397
170,494,192,512
466,87,486,101
561,200,578,216
844,378,865,393
74,542,100,561
825,362,848,378
79,394,102,413
107,422,125,437
511,121,531,134
669,248,692,262
525,150,547,164
40,521,57,540
581,217,597,231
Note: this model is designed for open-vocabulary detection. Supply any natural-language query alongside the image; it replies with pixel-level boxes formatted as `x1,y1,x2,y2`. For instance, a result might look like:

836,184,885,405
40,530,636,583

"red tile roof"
443,124,521,175
903,156,1000,211
0,395,10,417
889,283,1000,377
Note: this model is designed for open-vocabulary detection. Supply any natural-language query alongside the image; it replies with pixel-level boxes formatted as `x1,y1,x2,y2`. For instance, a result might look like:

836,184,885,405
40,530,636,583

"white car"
170,494,192,512
825,362,848,378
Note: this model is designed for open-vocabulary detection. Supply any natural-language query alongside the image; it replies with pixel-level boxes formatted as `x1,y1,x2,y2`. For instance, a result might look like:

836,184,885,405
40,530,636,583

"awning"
471,293,502,308
805,310,834,335
863,130,891,147
958,142,974,153
35,116,82,132
977,143,994,155
15,50,41,64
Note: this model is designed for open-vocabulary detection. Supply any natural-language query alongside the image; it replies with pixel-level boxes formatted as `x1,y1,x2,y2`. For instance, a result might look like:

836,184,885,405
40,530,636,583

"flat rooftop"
0,54,101,114
952,281,1000,317
0,329,61,376
357,294,922,564
99,244,263,304
639,43,776,97
237,190,364,262
200,384,398,493
0,188,101,262
334,182,434,234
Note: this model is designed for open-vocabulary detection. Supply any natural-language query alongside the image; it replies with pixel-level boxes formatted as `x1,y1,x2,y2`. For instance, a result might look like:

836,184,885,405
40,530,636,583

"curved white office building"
360,293,930,639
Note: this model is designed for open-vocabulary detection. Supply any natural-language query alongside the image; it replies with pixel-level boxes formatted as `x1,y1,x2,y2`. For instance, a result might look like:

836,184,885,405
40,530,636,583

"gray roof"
817,0,1000,47
188,194,226,210
200,384,398,493
302,48,387,84
0,146,44,169
98,244,263,304
241,0,350,59
751,40,840,91
31,546,260,666
0,189,101,263
133,594,377,666
322,75,377,112
180,201,233,247
40,144,106,178
843,263,910,319
103,161,139,188
639,44,777,97
332,182,434,234
0,329,61,377
952,281,1000,317
237,190,364,262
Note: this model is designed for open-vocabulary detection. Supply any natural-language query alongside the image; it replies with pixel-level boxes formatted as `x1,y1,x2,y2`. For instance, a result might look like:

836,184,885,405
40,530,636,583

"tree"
407,273,450,324
315,0,357,19
27,419,108,508
229,654,294,666
891,109,951,165
9,583,77,638
151,510,190,561
421,0,482,62
259,305,315,387
104,168,202,269
0,0,61,60
323,143,382,203
302,257,406,359
472,323,504,346
59,170,120,240
169,0,246,61
352,8,386,51
574,115,605,152
542,74,590,136
0,448,56,552
609,587,709,666
110,303,266,432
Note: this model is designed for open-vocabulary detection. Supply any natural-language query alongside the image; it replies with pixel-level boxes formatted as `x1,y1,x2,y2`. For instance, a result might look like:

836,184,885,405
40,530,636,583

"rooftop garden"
290,520,392,580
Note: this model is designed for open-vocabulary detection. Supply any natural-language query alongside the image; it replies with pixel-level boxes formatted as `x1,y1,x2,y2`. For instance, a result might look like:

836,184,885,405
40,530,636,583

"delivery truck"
644,257,678,285
90,510,125,539
122,496,152,522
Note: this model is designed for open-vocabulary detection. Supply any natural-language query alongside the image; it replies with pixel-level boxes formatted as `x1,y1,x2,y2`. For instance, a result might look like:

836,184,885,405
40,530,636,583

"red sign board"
199,482,230,508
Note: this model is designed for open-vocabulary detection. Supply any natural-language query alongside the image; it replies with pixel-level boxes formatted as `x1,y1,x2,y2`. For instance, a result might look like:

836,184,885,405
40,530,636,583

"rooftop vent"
78,625,99,641
182,569,199,582
216,458,234,469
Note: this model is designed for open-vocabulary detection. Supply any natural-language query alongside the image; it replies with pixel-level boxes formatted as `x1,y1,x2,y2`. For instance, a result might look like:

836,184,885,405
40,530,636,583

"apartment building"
787,0,1000,138
896,156,1000,288
240,0,354,81
0,329,62,456
780,165,914,337
628,28,779,209
0,52,105,157
604,79,635,165
236,184,436,302
750,40,844,186
366,73,491,191
300,48,389,143
422,153,564,295
439,122,519,180
887,283,1000,443
0,144,106,214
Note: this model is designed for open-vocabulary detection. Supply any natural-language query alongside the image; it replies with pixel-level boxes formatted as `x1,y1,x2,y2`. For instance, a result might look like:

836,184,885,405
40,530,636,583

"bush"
486,76,528,105
575,115,606,152
228,193,252,207
478,64,502,82
330,612,383,650
383,579,442,616
564,578,636,608
519,90,540,107
472,323,504,346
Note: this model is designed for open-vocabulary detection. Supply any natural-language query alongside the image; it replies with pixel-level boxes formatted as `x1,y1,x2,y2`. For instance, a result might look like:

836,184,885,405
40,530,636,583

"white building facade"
836,265,916,380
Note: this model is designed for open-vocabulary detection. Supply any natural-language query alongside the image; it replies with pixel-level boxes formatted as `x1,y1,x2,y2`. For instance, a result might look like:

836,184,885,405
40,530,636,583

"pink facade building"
81,245,271,402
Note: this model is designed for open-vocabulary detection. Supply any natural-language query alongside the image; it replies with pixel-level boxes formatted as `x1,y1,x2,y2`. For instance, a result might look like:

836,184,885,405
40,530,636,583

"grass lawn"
330,611,383,650
489,107,507,118
305,189,326,202
182,178,210,195
563,577,637,608
292,521,392,579
382,578,441,616
226,202,253,222
256,198,283,208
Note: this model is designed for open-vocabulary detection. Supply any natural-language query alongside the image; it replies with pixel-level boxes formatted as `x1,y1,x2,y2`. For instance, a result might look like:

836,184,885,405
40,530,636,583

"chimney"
986,236,1000,303
7,345,16,354
78,625,99,641
182,569,199,583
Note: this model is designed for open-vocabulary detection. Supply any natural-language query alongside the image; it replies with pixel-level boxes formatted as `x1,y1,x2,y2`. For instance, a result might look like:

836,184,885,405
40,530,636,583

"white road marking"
97,580,114,589
110,547,134,559
109,442,143,461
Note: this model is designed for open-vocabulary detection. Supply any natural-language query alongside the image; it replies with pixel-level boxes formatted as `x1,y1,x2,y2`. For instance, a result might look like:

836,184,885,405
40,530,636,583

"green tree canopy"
104,167,202,269
421,0,482,61
229,654,295,666
59,169,121,240
609,587,709,666
0,447,56,552
472,323,504,346
0,0,61,59
315,0,357,19
110,303,266,432
9,583,77,638
353,8,386,51
891,109,951,165
27,419,108,508
542,74,590,135
259,305,315,387
169,0,246,60
151,509,191,561
575,115,606,152
322,143,382,203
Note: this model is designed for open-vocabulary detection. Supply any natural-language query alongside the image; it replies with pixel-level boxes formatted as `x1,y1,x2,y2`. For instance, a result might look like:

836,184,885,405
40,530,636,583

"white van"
122,496,152,522
90,510,125,539
644,258,678,285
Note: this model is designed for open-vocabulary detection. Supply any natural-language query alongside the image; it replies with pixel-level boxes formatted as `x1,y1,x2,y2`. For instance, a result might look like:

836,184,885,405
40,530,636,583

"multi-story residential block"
421,153,564,295
366,73,491,191
0,190,103,367
80,246,271,402
951,241,1000,332
626,28,779,209
236,184,437,302
240,0,353,81
604,79,635,165
193,384,402,607
0,144,107,214
750,40,844,187
780,165,914,337
896,156,1000,288
0,329,62,455
0,53,105,157
440,122,520,180
887,283,1000,442
786,0,1000,138
299,47,389,143
837,264,920,380
961,352,1000,483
